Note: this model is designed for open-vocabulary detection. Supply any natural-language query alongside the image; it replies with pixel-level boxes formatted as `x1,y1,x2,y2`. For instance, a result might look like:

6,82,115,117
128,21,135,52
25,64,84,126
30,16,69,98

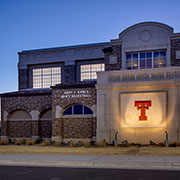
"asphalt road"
0,166,180,180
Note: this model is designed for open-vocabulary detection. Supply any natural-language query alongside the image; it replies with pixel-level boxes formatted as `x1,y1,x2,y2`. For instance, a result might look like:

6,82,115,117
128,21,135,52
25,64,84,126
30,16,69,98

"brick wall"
7,121,32,138
1,95,52,113
39,120,52,138
18,69,28,90
62,117,96,139
103,44,122,71
64,65,76,83
171,39,180,66
52,87,96,139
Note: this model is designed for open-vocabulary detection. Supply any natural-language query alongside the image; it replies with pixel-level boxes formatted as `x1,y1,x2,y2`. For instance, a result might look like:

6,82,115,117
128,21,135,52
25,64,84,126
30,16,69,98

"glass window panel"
63,107,72,115
80,64,104,81
133,60,138,69
140,60,145,69
42,68,51,75
133,54,138,60
154,52,159,59
146,59,152,68
74,105,83,114
146,52,152,58
160,58,166,67
126,61,131,70
140,53,145,59
154,59,159,68
126,54,131,60
160,51,166,58
84,106,93,114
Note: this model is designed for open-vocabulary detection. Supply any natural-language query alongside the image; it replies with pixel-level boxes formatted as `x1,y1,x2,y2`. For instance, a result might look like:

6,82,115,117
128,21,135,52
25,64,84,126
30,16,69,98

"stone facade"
18,69,28,90
64,65,76,83
51,83,96,141
171,38,180,66
1,90,52,139
103,44,122,71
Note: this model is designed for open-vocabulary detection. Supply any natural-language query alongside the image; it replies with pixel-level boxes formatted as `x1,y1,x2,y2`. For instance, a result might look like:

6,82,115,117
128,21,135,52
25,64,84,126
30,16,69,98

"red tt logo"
135,100,152,121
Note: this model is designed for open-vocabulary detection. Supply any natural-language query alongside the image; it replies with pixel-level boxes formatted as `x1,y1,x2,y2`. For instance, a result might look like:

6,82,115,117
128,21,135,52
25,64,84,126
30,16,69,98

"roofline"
18,42,111,54
119,21,173,38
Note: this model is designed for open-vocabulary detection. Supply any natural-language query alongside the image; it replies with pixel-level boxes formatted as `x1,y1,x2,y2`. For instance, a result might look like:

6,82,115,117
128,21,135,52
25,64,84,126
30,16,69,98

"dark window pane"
126,54,131,60
63,107,72,115
74,105,83,114
154,52,159,58
160,51,166,58
140,53,145,59
147,59,152,68
146,52,152,58
154,59,159,68
84,106,93,114
126,61,131,69
133,54,138,60
140,60,145,69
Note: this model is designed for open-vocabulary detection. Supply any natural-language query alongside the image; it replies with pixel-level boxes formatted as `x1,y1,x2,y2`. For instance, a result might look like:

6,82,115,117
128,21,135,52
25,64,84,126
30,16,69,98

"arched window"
63,104,93,115
9,110,31,120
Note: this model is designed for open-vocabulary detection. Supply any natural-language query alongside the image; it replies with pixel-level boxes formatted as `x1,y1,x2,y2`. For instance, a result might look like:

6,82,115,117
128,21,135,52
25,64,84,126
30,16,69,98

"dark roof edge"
0,89,52,97
52,81,96,89
18,42,111,54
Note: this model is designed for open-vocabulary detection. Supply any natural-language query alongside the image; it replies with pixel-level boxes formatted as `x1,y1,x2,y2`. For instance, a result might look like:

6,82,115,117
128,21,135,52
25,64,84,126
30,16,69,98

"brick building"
1,22,180,144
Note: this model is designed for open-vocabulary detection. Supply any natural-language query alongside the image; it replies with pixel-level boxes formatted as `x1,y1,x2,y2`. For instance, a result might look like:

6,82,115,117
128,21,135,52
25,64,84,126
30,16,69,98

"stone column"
1,111,8,139
52,105,63,142
30,110,40,140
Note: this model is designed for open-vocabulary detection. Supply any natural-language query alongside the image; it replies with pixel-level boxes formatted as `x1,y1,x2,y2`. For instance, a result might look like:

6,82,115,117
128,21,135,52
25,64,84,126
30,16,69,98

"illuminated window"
33,67,61,88
80,64,105,81
126,51,166,70
63,104,93,115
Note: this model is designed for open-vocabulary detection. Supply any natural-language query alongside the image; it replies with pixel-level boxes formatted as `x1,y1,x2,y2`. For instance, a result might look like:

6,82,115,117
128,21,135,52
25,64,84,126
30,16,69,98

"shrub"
40,140,50,146
68,140,76,147
76,141,84,147
26,139,36,145
177,142,180,147
53,141,61,147
15,139,25,145
120,140,129,147
0,139,9,145
84,141,91,148
158,142,165,147
95,140,107,147
168,142,177,147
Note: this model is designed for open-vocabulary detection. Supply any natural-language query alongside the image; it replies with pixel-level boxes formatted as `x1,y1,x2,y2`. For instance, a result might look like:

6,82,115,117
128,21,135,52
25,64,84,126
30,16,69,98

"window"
80,64,105,81
126,51,166,70
63,104,93,115
33,67,61,88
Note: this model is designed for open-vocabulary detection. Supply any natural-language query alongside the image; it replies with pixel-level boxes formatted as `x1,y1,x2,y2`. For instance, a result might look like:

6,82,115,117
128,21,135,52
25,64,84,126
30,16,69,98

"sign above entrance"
61,90,91,98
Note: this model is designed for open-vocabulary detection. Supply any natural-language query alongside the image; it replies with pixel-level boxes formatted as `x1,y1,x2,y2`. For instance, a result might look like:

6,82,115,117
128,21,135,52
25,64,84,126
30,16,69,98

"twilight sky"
0,0,180,93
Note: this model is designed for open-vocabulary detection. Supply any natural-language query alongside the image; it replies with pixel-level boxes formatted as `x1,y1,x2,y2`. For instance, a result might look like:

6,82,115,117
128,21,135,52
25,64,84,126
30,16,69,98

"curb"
0,160,180,170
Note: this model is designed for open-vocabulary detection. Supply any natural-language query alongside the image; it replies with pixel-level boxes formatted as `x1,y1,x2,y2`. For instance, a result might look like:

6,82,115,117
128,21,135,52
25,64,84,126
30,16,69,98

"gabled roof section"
119,22,173,39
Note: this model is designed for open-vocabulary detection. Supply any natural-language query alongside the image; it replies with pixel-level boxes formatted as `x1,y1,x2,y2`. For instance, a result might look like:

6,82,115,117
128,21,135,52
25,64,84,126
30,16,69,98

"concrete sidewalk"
0,154,180,170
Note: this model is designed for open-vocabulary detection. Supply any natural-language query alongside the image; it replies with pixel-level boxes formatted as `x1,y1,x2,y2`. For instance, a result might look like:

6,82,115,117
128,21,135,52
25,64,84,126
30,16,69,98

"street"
0,166,180,180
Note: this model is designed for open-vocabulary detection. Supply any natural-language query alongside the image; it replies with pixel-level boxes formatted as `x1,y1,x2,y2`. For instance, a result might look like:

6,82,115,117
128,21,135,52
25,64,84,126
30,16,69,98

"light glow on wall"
120,92,167,128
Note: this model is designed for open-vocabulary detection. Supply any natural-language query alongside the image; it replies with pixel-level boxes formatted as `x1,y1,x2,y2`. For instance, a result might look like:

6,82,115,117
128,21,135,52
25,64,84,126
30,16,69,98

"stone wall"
7,121,32,138
103,44,122,71
64,65,76,83
171,38,180,66
52,86,96,139
62,117,96,139
1,94,52,113
1,92,52,139
39,120,52,138
18,69,28,90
